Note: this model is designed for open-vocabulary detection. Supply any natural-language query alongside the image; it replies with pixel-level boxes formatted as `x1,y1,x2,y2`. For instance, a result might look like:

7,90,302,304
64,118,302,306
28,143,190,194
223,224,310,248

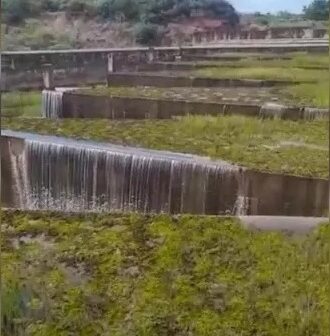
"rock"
124,266,140,277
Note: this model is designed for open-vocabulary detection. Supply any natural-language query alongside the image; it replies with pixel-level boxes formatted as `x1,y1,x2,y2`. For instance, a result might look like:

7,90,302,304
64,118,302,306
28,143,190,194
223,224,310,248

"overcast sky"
230,0,312,13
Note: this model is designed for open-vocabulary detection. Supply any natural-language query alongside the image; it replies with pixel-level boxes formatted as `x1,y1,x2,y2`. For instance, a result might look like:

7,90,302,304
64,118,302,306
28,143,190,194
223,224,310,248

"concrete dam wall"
2,130,328,216
2,42,328,90
42,90,328,121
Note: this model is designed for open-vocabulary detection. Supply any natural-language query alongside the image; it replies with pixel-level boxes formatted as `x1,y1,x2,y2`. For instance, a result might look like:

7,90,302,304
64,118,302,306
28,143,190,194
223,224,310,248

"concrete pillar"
42,64,54,90
147,47,155,63
0,54,5,91
175,48,183,61
107,53,116,74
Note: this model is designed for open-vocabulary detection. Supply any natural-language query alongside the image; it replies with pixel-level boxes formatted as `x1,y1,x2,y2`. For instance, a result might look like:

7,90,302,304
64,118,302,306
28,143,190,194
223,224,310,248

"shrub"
135,23,159,45
3,0,32,24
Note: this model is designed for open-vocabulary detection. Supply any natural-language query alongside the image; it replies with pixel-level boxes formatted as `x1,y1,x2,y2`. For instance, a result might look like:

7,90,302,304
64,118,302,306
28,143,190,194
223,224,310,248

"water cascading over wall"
3,131,328,216
42,90,64,118
3,131,244,215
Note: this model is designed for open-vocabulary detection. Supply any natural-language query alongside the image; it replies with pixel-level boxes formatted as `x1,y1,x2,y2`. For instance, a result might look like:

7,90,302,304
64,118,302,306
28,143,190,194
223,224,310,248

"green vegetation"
195,67,325,83
253,11,303,26
3,115,328,177
2,0,239,46
1,91,41,117
286,81,329,108
303,0,330,20
4,18,77,50
2,210,330,335
194,54,329,107
211,53,329,70
78,85,287,103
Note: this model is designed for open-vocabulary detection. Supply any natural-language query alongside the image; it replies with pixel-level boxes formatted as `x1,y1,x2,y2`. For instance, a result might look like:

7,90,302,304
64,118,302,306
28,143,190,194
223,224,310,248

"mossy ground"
78,85,295,106
2,210,330,336
1,91,41,117
194,53,329,108
285,81,329,108
3,115,328,178
205,53,329,70
194,67,326,83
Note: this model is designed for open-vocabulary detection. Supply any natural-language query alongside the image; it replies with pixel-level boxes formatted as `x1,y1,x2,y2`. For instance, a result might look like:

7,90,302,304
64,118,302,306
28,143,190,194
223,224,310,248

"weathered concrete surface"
59,92,327,121
242,170,329,216
239,216,327,234
2,41,327,90
1,67,108,91
107,73,297,88
1,136,25,208
62,92,256,119
1,131,328,217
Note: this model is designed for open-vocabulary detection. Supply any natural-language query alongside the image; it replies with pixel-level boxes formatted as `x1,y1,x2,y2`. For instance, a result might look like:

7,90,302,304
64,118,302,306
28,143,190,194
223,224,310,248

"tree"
3,0,31,23
135,22,159,45
202,0,239,25
98,0,141,21
303,0,329,20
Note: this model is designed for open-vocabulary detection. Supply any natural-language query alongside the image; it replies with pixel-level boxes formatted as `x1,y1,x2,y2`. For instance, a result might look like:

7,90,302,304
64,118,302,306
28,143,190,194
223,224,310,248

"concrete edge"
61,90,329,121
239,216,328,234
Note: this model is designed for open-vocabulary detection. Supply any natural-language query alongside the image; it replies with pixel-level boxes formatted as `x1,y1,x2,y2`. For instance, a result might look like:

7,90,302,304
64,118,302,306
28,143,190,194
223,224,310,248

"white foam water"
42,90,63,118
5,130,246,215
259,102,287,119
303,107,329,121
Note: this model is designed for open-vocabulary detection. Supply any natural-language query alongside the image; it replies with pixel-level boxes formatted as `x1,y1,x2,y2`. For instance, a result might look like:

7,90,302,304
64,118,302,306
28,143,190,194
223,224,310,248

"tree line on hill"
3,0,239,24
2,0,328,46
3,0,240,45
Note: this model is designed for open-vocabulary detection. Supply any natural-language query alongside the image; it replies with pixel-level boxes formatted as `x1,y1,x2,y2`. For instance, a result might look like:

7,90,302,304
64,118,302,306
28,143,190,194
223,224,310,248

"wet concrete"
56,91,327,121
1,130,328,217
239,216,327,234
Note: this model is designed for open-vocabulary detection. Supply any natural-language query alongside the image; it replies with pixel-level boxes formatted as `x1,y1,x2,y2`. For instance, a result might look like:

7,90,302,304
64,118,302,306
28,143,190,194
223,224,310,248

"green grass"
194,54,329,107
284,81,329,108
1,91,41,117
2,210,330,336
195,67,326,83
3,115,328,178
209,54,329,70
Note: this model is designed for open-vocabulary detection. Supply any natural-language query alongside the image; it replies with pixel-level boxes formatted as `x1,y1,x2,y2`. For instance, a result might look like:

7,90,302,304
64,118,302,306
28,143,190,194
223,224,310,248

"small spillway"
303,107,329,121
42,90,63,119
259,103,287,119
3,130,244,215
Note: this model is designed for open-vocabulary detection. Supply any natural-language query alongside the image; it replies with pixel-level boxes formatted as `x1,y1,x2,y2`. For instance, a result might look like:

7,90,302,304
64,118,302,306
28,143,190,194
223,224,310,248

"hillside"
2,0,239,50
2,0,327,50
4,13,138,50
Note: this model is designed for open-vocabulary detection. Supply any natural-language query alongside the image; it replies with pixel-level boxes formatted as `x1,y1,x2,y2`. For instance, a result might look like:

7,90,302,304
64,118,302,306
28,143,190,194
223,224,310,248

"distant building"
240,24,269,39
269,21,314,38
164,16,328,45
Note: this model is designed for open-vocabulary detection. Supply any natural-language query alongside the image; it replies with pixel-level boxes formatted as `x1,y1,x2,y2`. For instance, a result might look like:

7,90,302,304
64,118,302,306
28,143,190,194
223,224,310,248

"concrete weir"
107,73,297,88
1,130,328,217
43,90,328,121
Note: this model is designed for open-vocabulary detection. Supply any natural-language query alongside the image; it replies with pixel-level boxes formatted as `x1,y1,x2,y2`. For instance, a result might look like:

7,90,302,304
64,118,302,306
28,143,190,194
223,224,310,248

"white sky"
230,0,312,14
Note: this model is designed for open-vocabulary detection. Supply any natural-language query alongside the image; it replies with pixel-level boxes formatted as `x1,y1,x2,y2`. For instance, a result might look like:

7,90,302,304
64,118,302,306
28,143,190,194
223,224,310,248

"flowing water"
42,90,63,118
303,107,329,121
3,130,246,215
42,88,77,119
259,102,288,119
